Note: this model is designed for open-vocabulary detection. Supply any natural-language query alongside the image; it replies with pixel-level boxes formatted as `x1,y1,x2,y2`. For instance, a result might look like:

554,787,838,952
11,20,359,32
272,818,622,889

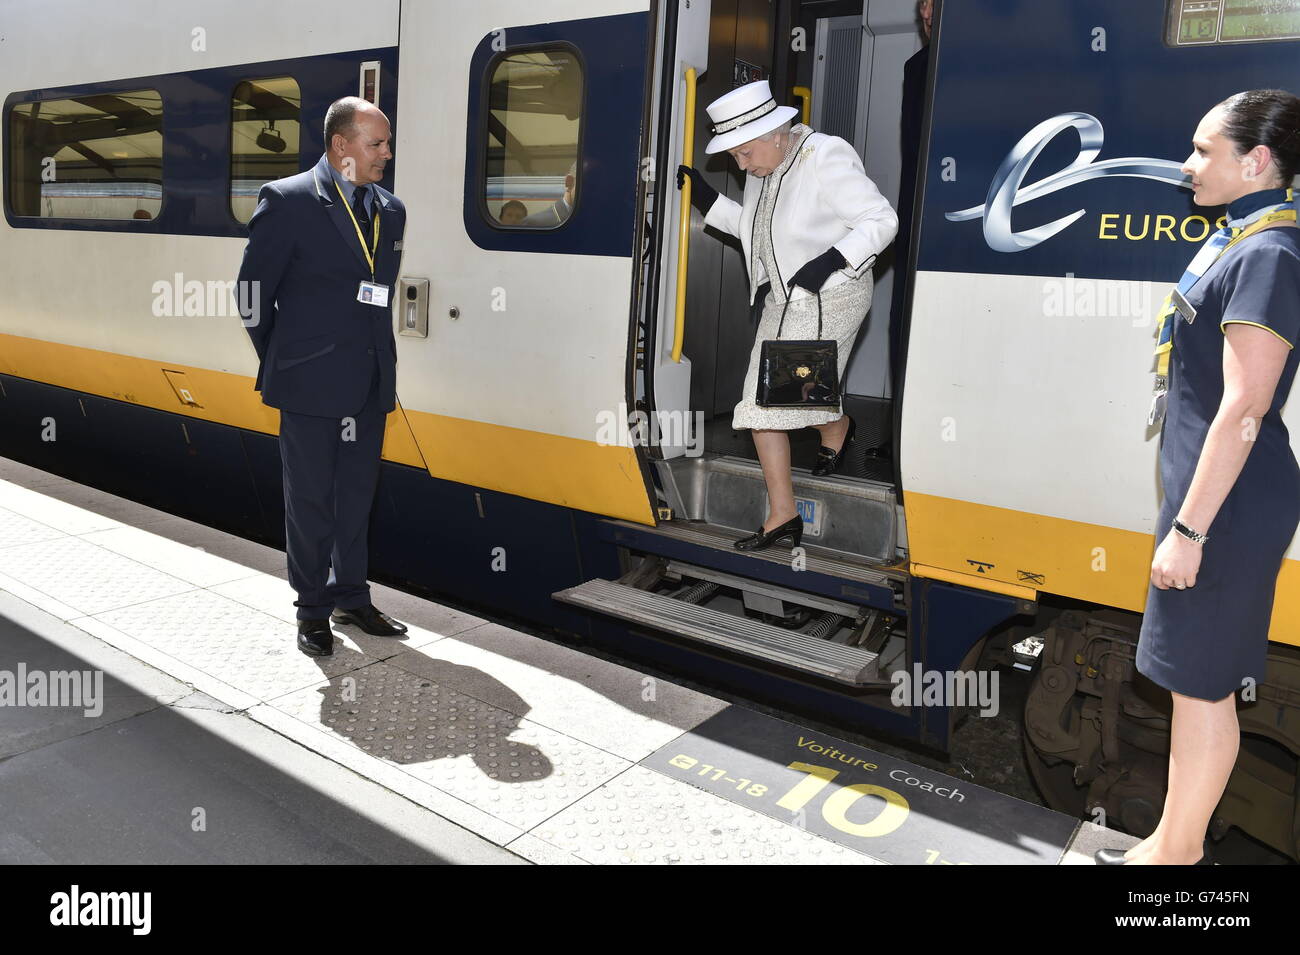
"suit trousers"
278,362,385,620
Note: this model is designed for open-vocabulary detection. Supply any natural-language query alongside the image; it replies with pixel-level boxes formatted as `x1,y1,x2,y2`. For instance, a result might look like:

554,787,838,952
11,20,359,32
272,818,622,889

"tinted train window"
483,47,583,229
231,76,302,223
1165,0,1300,45
7,90,163,220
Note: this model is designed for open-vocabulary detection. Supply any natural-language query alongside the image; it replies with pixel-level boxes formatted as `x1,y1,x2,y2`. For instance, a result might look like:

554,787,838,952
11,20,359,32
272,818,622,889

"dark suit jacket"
237,153,407,417
521,196,571,228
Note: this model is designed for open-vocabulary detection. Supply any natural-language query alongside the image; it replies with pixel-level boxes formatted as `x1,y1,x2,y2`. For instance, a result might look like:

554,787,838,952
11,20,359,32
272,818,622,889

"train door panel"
392,2,656,522
648,0,712,458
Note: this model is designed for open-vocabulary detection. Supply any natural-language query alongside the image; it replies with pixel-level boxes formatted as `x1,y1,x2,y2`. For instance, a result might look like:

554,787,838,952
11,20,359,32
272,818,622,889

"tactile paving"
0,535,194,615
95,589,371,700
271,660,631,830
385,634,728,762
0,506,65,550
0,481,122,535
532,765,880,865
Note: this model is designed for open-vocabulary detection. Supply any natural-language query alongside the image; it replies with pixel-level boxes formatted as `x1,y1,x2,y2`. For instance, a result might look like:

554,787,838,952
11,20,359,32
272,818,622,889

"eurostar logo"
947,112,1193,252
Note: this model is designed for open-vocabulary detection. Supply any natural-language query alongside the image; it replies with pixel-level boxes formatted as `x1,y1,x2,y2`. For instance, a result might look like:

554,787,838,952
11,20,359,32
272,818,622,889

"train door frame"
637,0,939,501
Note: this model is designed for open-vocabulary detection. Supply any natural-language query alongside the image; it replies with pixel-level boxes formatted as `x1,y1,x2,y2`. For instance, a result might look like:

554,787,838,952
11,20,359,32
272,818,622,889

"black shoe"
1095,840,1213,865
862,442,891,461
297,618,334,657
331,604,408,636
1094,847,1130,865
811,417,856,476
735,514,804,552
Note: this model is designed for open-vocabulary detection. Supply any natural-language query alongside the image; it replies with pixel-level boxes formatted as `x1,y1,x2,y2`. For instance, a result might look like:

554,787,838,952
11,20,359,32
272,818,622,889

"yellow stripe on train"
905,490,1300,649
0,332,656,524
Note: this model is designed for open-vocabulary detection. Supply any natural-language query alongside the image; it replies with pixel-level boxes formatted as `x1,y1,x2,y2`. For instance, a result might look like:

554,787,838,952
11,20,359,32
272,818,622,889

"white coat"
702,129,899,304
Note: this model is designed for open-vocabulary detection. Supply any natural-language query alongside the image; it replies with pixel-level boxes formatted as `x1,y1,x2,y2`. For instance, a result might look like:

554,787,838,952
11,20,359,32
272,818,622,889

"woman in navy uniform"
1097,90,1300,865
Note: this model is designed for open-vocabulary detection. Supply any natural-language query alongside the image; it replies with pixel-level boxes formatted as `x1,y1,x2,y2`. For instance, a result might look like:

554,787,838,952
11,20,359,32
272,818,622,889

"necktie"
351,185,372,231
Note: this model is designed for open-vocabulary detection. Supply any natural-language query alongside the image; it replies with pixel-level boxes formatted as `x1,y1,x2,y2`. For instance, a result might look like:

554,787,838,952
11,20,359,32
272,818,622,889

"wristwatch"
1172,517,1208,545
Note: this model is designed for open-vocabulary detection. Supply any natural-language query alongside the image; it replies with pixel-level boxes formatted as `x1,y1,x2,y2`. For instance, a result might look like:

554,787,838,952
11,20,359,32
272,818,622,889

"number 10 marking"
777,762,911,838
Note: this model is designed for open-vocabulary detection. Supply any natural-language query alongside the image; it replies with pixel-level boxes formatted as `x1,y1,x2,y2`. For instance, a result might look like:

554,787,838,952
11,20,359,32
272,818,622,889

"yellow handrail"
792,86,812,125
672,66,697,363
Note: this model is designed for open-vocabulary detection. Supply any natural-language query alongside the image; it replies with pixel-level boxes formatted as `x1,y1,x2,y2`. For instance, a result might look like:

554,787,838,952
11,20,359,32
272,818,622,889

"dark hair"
1217,88,1300,186
324,96,368,147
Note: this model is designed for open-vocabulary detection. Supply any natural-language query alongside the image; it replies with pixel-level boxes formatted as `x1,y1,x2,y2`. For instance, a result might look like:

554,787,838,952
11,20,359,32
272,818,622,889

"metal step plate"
656,455,898,562
553,578,880,686
604,518,905,587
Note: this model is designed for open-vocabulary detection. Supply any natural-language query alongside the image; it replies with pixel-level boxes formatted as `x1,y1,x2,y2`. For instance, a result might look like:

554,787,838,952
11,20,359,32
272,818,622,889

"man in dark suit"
236,96,409,656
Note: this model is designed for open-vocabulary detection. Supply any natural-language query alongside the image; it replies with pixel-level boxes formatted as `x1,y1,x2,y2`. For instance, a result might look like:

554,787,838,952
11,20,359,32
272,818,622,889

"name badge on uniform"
1170,288,1196,325
357,281,390,307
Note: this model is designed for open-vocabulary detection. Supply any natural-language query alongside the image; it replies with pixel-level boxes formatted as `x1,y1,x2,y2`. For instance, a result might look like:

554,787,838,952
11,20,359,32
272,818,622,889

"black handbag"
756,291,841,409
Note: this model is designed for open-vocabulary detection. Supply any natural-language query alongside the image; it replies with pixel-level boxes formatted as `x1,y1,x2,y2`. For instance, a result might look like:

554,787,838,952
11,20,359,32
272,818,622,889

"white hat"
703,80,799,154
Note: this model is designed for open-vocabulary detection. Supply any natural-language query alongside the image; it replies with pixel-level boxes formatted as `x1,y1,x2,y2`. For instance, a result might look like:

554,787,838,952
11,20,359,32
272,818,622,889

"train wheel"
1023,733,1088,817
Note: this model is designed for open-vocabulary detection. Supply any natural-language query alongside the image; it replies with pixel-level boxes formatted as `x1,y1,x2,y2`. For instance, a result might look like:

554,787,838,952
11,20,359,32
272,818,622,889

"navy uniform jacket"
237,153,406,418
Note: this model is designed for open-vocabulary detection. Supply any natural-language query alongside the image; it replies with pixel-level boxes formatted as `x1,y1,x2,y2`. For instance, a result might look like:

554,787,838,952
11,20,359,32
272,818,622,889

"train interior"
558,0,930,698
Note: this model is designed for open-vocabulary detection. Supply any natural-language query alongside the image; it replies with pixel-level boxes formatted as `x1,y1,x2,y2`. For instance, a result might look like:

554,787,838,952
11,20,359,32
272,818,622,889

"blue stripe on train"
3,46,399,238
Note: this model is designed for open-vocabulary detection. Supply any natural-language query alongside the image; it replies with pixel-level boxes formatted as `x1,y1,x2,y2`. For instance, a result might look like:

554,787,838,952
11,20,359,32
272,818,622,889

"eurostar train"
2,0,1299,857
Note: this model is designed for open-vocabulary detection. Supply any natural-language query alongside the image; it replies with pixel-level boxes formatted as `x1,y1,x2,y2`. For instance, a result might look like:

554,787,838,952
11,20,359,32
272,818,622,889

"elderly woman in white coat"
678,80,898,551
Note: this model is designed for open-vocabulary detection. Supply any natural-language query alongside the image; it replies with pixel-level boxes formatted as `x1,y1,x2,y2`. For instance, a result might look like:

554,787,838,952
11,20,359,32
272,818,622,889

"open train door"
391,2,656,523
641,0,711,463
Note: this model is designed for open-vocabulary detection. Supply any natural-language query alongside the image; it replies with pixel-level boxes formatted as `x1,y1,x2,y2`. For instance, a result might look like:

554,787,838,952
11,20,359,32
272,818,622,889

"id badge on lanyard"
334,180,390,308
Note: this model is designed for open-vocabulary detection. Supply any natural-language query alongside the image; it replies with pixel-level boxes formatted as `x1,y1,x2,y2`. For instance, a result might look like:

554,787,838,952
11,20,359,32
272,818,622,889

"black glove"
676,164,719,215
787,247,848,293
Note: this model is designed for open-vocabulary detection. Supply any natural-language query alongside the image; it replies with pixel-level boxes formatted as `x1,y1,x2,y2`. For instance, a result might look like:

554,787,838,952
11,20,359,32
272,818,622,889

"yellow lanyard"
333,180,380,278
1154,204,1297,377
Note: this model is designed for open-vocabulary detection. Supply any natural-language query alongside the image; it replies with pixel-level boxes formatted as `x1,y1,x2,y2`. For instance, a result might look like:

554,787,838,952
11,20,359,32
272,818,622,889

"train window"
7,90,163,220
483,46,584,229
1166,0,1300,46
231,77,302,224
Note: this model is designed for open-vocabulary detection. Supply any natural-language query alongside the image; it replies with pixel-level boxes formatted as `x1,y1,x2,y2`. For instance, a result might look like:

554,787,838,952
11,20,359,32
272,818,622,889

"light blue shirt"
324,156,371,214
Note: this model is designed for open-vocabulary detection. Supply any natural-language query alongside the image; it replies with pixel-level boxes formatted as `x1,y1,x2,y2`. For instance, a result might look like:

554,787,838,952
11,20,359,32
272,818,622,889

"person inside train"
1096,89,1300,865
522,160,576,227
877,0,934,460
676,79,898,551
498,199,528,225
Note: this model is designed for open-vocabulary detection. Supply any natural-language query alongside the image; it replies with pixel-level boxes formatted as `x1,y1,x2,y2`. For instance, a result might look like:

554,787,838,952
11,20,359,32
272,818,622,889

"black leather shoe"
331,604,408,636
735,514,804,552
1095,841,1213,865
811,417,856,476
862,442,891,461
297,618,333,657
1094,847,1130,865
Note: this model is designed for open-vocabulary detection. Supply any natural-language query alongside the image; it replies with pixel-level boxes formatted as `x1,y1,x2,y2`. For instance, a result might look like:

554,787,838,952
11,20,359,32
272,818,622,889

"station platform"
0,455,1136,865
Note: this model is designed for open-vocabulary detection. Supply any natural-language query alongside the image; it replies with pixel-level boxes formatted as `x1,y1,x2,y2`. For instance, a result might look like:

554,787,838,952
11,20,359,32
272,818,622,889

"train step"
553,576,885,686
653,455,900,563
607,518,904,588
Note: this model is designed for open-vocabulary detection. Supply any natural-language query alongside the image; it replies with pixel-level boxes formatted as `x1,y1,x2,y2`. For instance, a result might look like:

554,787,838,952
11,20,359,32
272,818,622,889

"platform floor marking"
641,706,1078,865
